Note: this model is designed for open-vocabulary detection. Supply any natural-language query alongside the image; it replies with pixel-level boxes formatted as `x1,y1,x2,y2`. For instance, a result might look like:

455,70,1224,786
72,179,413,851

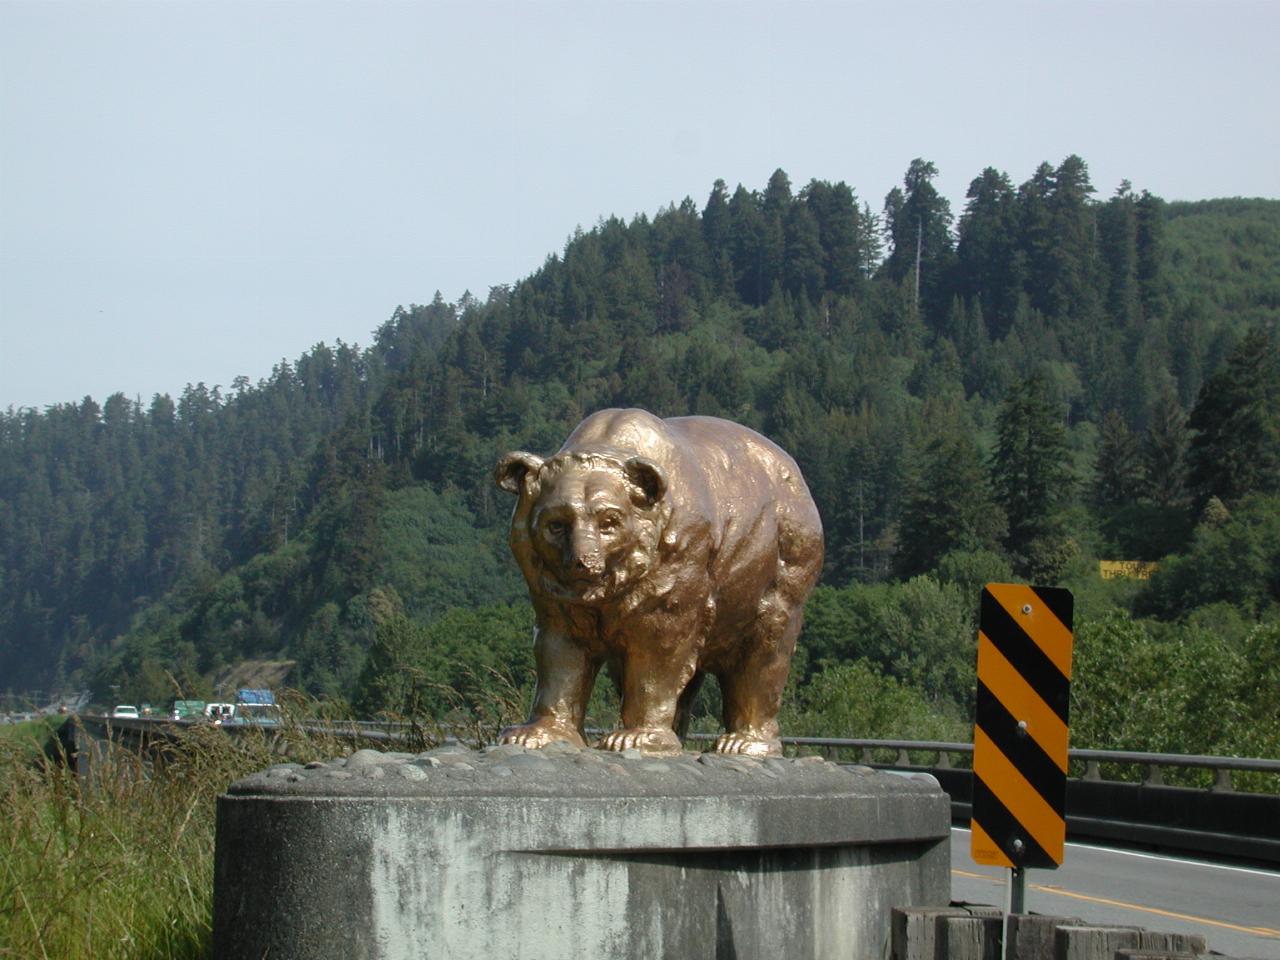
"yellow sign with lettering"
1099,560,1159,580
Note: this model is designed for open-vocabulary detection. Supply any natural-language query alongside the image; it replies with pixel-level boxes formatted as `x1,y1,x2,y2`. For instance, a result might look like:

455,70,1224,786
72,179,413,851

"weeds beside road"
0,714,366,959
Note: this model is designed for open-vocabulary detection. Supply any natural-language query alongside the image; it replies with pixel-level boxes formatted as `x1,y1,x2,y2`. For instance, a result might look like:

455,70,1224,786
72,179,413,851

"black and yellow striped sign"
971,583,1074,869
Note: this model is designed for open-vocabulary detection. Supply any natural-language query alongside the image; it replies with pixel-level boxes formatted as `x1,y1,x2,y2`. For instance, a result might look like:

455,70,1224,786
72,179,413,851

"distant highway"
950,827,1280,959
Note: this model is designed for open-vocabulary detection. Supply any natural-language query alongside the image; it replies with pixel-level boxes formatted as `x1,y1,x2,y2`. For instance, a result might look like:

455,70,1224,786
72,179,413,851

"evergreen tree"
759,169,792,299
1098,182,1140,328
990,372,1075,575
784,202,826,302
800,179,867,295
701,179,734,295
1144,385,1189,508
1135,190,1170,321
857,202,883,275
728,184,766,305
1016,162,1058,316
1045,154,1102,324
1093,410,1143,506
1186,329,1280,508
956,166,1021,338
897,430,1005,577
762,168,793,215
881,159,955,319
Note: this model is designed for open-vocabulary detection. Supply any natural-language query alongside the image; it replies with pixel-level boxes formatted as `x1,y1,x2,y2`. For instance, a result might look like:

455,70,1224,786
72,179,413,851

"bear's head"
495,450,668,603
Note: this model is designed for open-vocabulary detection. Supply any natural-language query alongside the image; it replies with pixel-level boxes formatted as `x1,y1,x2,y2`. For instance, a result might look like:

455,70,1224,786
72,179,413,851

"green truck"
169,699,206,721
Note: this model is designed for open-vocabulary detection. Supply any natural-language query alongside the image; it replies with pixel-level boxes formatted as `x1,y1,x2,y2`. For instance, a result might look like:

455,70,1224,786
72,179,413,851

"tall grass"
0,716,352,960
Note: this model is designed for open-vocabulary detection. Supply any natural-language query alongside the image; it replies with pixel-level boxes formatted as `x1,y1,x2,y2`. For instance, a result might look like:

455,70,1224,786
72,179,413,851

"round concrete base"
214,745,951,960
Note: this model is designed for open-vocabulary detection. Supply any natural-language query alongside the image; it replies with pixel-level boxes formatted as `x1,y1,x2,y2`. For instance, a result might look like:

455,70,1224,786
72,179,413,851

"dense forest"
2,156,1278,763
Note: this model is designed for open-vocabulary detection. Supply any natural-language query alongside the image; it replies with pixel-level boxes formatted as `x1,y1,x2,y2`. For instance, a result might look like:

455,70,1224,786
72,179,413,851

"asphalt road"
950,828,1280,958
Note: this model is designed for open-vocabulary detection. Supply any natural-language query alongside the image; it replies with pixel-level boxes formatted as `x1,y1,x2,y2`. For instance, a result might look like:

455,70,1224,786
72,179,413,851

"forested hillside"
3,156,1278,761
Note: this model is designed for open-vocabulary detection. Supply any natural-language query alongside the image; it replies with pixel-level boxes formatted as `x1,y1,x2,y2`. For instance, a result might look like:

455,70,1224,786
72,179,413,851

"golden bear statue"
494,408,823,757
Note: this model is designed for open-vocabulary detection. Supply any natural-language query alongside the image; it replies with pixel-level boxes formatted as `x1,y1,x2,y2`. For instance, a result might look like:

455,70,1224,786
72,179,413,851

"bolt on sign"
971,583,1074,869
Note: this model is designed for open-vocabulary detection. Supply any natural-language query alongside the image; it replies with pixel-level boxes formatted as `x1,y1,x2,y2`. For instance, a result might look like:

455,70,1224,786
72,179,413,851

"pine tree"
800,179,866,296
897,430,1006,577
1144,385,1189,508
652,196,710,309
784,202,826,302
701,179,735,296
1046,155,1102,325
1016,162,1057,316
1135,190,1169,321
727,184,766,305
881,159,955,320
1186,329,1280,508
1094,410,1143,506
759,169,792,299
1098,182,1140,328
956,166,1021,338
990,372,1075,573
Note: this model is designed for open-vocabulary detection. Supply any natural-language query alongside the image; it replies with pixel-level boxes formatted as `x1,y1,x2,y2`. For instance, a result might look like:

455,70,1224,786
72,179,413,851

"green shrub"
799,576,978,712
783,658,968,748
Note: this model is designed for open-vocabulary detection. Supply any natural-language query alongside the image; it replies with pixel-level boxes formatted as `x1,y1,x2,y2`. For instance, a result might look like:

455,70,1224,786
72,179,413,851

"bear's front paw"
714,731,782,758
498,719,586,750
596,726,682,756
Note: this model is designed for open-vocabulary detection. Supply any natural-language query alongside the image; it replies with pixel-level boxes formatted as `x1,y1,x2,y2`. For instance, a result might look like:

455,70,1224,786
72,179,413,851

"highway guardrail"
76,717,1279,862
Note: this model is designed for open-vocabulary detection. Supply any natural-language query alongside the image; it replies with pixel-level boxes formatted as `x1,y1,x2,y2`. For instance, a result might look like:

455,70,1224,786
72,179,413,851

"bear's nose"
571,534,604,575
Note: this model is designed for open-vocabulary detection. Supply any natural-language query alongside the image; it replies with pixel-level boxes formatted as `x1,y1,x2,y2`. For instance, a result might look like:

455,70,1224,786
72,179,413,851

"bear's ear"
624,456,668,506
494,452,544,495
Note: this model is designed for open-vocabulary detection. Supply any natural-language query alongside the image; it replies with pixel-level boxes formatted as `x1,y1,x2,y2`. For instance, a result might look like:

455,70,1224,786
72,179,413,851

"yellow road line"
950,869,1280,939
953,868,1002,882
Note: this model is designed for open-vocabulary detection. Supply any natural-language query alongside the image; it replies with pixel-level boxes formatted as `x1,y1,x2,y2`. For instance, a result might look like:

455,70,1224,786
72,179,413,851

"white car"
111,704,140,718
204,702,236,725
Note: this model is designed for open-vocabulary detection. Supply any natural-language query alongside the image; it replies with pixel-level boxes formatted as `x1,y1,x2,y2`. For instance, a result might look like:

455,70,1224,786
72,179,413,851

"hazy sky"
3,1,1277,412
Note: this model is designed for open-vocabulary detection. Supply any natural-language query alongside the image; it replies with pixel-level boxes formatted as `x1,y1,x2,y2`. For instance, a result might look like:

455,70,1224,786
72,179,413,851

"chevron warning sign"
971,583,1074,869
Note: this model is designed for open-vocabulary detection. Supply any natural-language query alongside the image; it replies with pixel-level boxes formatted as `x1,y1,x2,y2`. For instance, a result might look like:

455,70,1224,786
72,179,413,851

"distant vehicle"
170,699,207,721
234,688,282,727
111,705,140,718
204,702,236,725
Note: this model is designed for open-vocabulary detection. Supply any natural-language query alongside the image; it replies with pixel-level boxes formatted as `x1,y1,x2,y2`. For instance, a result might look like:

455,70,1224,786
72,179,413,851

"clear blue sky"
3,1,1277,411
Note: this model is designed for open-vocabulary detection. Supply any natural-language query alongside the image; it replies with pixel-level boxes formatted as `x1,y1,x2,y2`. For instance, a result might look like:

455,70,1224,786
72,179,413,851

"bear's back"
665,415,822,568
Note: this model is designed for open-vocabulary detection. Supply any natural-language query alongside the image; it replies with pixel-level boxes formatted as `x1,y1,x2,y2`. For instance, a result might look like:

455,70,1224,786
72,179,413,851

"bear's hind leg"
715,594,805,758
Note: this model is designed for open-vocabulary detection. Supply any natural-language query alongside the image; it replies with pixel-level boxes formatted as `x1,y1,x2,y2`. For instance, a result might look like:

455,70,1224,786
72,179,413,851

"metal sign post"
1009,866,1026,914
1001,866,1026,960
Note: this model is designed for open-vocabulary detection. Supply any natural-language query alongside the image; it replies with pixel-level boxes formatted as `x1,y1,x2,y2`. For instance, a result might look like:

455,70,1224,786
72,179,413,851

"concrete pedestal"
214,744,950,960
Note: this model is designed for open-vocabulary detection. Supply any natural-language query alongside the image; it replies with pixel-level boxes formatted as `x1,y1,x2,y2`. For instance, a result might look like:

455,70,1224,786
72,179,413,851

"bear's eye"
597,514,622,533
546,519,569,537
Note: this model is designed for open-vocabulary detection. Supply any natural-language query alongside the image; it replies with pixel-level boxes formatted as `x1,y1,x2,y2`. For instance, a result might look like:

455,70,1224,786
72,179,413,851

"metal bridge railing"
83,716,1280,793
78,716,1280,862
686,734,1280,793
